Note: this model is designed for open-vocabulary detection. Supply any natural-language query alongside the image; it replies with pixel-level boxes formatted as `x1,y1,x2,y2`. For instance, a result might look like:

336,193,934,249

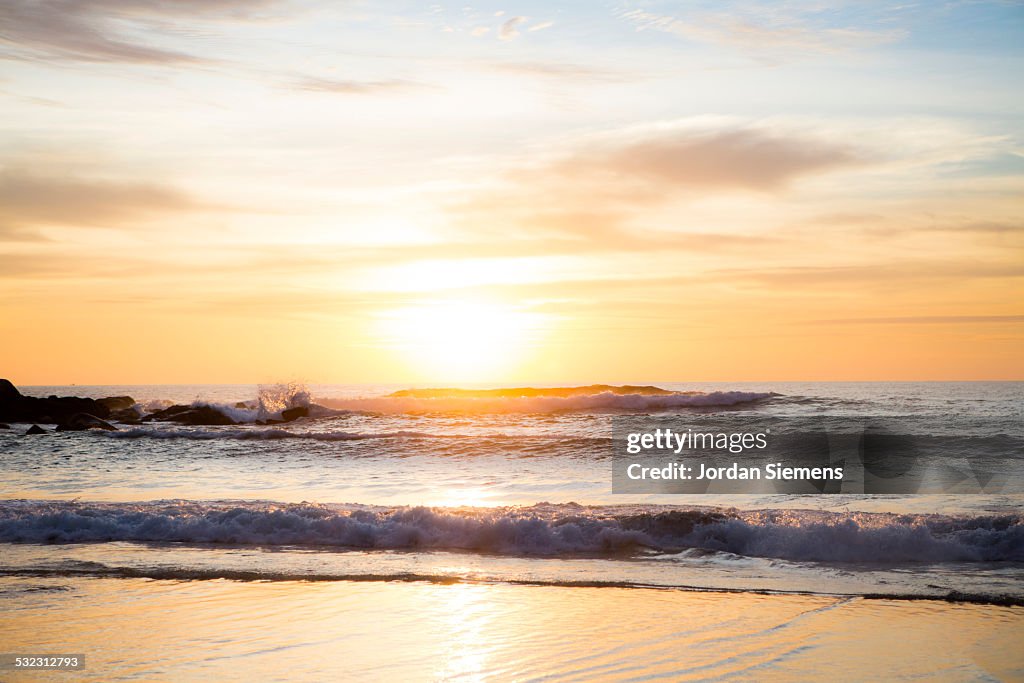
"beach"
2,577,1021,681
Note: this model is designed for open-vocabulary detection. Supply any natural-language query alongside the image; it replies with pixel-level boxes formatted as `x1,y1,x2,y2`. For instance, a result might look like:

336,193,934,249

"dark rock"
234,401,249,409
175,406,236,426
98,396,135,412
281,406,308,422
109,408,140,423
141,404,195,422
0,379,22,401
25,424,47,435
263,419,284,425
0,379,111,423
144,404,235,426
0,423,10,429
56,413,118,432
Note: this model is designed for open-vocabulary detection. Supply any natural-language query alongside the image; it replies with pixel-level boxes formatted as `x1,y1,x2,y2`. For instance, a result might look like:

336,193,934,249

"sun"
376,300,544,382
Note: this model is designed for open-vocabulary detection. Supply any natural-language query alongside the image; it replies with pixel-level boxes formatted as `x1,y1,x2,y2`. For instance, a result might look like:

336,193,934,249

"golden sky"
1,1,1022,383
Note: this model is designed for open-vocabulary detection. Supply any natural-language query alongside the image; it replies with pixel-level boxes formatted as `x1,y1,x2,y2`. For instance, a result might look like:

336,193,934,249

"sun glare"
376,300,544,382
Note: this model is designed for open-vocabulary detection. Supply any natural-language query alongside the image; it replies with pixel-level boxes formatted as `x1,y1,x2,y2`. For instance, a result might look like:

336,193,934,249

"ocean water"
1,382,1022,680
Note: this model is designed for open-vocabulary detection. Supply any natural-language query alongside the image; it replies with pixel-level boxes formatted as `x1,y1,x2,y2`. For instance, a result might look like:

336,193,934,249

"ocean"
1,382,1022,680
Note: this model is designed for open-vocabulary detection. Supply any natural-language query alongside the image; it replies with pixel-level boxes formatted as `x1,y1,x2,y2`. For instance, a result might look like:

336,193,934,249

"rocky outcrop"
56,413,119,432
25,424,47,435
0,379,112,424
108,408,141,424
0,379,20,402
0,380,315,428
97,396,135,412
281,406,308,422
143,404,236,426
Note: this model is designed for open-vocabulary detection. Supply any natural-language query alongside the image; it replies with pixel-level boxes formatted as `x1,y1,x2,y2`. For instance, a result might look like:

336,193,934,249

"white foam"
1,501,1019,563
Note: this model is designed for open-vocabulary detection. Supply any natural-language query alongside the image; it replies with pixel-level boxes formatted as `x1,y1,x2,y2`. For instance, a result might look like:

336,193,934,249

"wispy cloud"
499,16,527,41
0,167,206,238
555,125,858,191
620,5,906,57
810,314,1024,325
0,0,281,64
484,61,626,82
286,76,429,95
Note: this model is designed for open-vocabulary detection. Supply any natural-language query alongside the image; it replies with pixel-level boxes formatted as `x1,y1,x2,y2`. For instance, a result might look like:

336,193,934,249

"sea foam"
1,501,1019,564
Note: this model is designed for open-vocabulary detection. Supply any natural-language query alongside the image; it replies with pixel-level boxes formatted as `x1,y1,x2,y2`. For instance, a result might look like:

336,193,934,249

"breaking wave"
1,501,1020,564
316,390,774,415
86,386,774,425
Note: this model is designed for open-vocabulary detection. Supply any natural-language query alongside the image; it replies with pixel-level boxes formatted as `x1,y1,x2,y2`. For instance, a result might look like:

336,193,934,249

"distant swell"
316,390,774,414
1,502,1020,564
101,428,435,442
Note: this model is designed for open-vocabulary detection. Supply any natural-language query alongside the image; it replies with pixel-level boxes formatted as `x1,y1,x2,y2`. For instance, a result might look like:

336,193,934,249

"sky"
1,0,1022,384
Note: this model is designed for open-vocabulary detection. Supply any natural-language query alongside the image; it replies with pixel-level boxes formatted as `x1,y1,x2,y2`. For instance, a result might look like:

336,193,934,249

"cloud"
810,314,1024,325
529,21,554,32
0,167,205,238
485,61,626,82
0,0,279,64
499,16,527,41
557,125,857,191
721,262,1024,289
287,76,429,95
440,121,858,258
620,6,906,57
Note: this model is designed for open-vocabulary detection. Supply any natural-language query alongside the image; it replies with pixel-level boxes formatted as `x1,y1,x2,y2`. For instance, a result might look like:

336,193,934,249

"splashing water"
256,382,312,419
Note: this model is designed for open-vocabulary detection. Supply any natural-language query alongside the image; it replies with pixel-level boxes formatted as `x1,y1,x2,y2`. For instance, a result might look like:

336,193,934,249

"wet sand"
1,577,1021,681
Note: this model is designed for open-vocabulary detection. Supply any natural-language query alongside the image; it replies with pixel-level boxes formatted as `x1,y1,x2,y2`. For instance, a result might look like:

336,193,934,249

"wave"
5,563,1020,606
316,390,775,415
388,385,677,398
83,385,773,424
1,502,1019,565
100,428,437,442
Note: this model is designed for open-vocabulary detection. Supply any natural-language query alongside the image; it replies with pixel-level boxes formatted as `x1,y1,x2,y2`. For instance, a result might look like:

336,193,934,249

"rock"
0,379,21,401
281,406,308,422
0,379,111,423
56,413,119,432
0,423,10,429
144,404,235,426
98,396,135,412
141,404,193,422
25,424,47,435
108,408,140,423
234,402,249,409
175,406,236,426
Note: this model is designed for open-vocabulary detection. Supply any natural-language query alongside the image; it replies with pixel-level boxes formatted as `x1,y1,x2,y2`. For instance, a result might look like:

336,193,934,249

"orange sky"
1,1,1022,384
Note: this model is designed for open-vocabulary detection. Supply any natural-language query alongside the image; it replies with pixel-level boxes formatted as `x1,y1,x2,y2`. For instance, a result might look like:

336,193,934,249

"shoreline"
2,577,1020,682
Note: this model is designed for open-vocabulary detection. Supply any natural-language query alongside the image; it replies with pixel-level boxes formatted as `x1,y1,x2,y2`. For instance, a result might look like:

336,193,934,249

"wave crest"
317,390,774,415
1,502,1019,564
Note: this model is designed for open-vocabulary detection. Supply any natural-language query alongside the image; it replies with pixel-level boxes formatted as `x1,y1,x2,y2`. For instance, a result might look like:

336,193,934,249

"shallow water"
0,578,1020,682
